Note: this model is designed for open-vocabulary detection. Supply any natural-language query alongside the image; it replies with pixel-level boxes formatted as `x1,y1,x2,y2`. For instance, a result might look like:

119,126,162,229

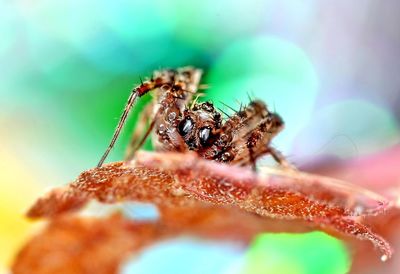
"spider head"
178,102,221,150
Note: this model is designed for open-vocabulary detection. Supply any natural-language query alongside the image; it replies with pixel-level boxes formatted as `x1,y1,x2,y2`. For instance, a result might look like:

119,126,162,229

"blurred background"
1,0,400,273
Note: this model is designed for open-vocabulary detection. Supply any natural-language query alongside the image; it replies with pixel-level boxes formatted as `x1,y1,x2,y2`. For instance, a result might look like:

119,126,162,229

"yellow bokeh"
0,145,42,269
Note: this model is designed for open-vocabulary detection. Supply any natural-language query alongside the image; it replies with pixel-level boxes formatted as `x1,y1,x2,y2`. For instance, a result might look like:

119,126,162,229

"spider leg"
124,101,155,161
243,119,276,169
208,100,270,163
248,147,257,171
235,120,292,168
217,100,287,167
267,146,297,170
222,100,269,139
97,67,202,167
240,144,296,170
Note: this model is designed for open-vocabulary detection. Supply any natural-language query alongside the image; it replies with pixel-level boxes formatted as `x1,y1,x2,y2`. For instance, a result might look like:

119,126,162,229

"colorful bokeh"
1,0,400,273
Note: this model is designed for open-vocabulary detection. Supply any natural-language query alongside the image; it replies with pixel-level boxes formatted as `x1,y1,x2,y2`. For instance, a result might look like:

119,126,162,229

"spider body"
98,66,288,168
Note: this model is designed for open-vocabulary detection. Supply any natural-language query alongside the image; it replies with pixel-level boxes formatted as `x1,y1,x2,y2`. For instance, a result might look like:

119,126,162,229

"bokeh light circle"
206,36,319,151
155,0,267,51
292,99,400,159
243,232,350,274
121,238,243,274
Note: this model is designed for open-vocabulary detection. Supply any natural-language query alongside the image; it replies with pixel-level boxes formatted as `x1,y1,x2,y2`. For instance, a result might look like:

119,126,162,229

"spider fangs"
97,66,289,169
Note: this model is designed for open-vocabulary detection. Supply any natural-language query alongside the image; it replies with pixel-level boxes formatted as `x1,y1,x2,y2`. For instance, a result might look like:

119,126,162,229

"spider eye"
178,117,194,136
199,127,211,146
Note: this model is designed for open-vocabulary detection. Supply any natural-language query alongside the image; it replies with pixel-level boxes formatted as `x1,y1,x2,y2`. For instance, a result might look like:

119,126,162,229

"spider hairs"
97,66,291,169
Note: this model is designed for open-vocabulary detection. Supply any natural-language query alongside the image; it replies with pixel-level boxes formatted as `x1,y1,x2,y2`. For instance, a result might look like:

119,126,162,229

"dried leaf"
26,151,393,259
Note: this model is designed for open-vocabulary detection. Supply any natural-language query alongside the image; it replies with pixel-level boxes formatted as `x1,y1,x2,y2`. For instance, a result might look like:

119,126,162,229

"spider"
97,66,291,169
24,66,393,265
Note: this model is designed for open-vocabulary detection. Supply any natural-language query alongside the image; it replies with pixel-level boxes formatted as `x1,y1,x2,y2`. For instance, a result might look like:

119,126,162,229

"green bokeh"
242,232,350,274
156,0,267,51
294,99,400,158
205,36,319,150
318,100,399,155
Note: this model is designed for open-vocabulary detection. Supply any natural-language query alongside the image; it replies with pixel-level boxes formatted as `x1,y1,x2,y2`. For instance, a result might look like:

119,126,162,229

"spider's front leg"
266,146,297,170
214,100,292,169
97,67,202,167
124,101,155,161
243,113,287,170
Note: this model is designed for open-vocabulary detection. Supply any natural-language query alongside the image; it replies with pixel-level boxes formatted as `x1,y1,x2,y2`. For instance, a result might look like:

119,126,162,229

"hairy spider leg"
219,100,289,168
266,146,297,170
243,113,285,168
209,100,282,167
221,100,270,141
124,101,155,161
203,100,269,163
97,67,202,167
